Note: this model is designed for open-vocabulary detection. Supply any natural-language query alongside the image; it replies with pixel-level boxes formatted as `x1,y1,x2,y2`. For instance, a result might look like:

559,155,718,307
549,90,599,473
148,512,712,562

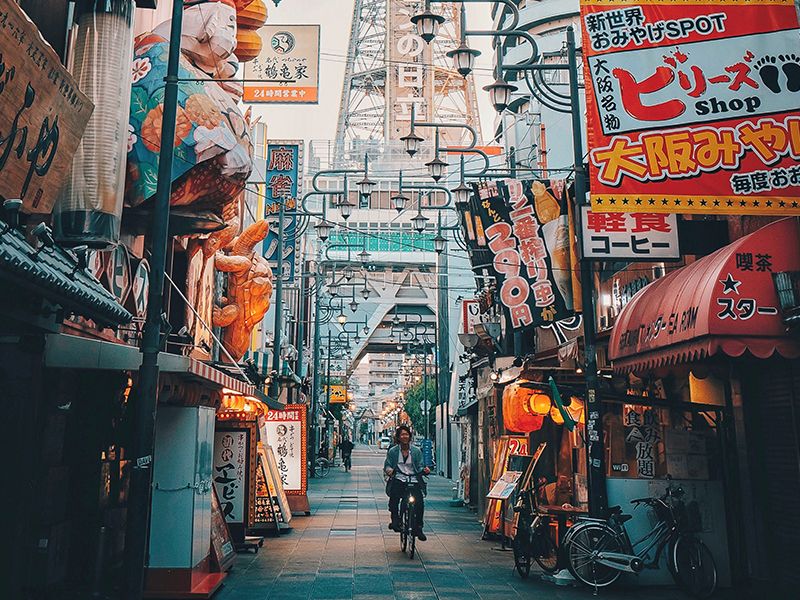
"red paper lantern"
502,383,544,433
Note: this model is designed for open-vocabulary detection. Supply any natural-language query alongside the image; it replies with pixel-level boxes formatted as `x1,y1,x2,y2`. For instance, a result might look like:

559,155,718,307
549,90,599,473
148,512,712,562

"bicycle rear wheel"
670,536,717,598
532,526,559,574
565,523,623,588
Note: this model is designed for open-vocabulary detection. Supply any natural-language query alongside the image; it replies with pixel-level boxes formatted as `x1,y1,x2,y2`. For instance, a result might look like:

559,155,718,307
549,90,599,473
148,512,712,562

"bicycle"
512,485,559,577
343,454,352,472
314,457,330,478
562,478,717,598
393,473,426,559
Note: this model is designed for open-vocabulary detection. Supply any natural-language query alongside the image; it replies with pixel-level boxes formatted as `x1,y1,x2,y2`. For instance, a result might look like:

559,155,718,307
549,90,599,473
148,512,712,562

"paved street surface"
215,446,740,600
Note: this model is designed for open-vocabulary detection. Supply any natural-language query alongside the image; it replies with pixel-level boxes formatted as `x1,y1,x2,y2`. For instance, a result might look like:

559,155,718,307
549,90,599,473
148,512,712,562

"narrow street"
214,446,694,600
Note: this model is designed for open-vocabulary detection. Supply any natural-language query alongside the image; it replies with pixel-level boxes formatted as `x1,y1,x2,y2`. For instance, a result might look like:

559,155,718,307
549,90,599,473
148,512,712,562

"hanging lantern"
550,404,565,425
528,392,552,416
235,28,263,62
502,383,544,433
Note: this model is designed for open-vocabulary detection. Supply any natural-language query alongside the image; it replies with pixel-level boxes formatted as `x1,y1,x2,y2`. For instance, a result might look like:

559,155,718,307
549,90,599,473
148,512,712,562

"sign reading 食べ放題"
581,0,800,215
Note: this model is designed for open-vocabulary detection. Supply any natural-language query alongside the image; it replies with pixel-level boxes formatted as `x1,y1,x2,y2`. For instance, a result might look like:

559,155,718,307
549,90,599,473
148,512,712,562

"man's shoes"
389,517,400,531
414,528,427,541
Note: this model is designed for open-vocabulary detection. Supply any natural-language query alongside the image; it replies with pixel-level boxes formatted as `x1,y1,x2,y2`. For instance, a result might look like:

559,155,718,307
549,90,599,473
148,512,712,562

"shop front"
608,218,800,590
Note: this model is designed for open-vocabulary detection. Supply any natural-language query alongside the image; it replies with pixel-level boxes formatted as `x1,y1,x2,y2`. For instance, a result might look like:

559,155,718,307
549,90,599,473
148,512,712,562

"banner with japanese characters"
581,0,800,215
263,405,307,495
581,208,680,259
467,179,576,330
263,141,303,280
243,25,320,103
213,429,248,525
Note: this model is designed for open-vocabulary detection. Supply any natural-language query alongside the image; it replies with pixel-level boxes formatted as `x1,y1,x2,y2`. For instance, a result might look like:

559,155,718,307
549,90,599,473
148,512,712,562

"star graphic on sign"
720,273,742,295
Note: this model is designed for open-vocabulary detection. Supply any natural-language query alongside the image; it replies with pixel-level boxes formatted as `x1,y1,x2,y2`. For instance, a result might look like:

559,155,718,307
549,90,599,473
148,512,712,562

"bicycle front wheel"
400,502,408,552
407,505,417,559
670,536,717,598
315,459,330,478
565,523,623,588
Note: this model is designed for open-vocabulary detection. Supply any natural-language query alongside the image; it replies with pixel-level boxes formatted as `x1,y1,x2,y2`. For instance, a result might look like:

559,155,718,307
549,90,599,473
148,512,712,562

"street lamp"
362,325,370,335
425,155,447,182
400,130,424,157
328,280,339,297
344,266,354,281
452,181,471,204
338,311,347,324
349,298,359,312
359,248,370,266
411,210,429,234
483,76,518,113
361,286,370,300
315,219,333,242
447,41,481,77
339,197,355,220
433,231,447,254
410,0,445,44
391,192,409,212
356,153,376,197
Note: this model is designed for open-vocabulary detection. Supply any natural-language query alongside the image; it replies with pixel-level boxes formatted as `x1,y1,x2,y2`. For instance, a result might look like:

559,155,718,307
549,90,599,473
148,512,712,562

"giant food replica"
127,0,272,362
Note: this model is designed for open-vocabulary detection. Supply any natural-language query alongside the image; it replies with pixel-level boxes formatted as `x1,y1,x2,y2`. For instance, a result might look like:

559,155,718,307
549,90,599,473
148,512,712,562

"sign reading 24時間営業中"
580,0,800,215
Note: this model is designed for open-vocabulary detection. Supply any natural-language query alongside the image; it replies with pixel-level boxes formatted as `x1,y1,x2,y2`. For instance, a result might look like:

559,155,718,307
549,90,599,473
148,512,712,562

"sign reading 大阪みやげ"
581,0,800,215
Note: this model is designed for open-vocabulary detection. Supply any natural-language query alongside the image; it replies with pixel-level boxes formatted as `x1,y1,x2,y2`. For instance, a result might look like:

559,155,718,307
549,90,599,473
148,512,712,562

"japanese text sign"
461,298,480,334
262,141,302,281
243,25,320,103
213,429,248,524
581,208,679,259
0,0,93,214
581,0,800,215
264,405,307,495
327,385,347,403
467,179,576,330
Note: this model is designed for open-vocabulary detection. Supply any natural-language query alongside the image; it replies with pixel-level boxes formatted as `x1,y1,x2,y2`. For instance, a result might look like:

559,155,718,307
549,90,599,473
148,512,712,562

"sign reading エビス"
581,0,800,215
0,0,93,214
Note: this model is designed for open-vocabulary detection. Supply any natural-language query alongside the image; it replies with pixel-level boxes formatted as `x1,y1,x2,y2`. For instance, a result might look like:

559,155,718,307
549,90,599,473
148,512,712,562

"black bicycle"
512,485,559,577
343,454,352,472
562,479,717,598
395,474,426,559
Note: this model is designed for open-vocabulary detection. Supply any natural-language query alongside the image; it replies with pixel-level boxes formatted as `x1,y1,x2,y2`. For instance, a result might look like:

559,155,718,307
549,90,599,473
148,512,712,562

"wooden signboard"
0,0,93,214
210,485,236,572
262,405,310,514
261,444,292,526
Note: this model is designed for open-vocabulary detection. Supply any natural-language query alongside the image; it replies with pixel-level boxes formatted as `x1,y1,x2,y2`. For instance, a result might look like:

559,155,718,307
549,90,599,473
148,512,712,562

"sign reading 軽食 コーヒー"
581,0,800,215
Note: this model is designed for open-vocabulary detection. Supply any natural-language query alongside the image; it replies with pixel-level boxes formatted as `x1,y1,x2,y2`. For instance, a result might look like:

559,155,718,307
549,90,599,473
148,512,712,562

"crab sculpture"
212,220,274,362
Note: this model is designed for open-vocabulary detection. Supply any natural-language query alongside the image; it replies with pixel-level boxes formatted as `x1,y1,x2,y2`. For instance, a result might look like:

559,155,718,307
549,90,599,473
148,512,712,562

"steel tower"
335,0,482,157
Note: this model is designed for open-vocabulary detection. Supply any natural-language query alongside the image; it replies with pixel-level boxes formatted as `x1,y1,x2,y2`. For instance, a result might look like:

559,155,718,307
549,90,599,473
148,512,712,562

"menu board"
210,486,236,572
252,453,280,531
262,444,292,525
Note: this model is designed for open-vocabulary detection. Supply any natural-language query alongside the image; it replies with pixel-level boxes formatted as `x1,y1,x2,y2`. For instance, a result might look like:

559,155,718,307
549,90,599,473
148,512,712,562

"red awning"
609,218,800,374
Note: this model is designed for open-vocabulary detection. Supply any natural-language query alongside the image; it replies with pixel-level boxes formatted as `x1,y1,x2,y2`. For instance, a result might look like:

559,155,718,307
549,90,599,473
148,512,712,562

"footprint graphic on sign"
755,54,800,93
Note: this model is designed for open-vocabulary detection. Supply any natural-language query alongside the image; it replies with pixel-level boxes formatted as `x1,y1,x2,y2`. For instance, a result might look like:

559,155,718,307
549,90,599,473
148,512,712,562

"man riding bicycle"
384,425,430,541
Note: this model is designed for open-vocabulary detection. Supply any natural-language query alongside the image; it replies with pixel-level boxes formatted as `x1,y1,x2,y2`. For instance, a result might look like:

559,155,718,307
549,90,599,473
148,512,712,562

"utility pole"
309,270,322,475
269,200,286,400
567,26,607,517
437,240,452,478
124,1,183,597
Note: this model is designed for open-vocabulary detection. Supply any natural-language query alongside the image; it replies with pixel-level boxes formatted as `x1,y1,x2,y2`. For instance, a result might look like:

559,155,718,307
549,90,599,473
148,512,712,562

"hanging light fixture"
411,210,429,233
433,231,447,254
401,130,424,157
361,287,370,300
447,42,481,77
359,249,370,266
410,0,445,44
425,155,447,182
338,312,347,325
339,198,355,219
328,281,340,297
349,299,359,312
484,76,518,113
392,313,401,326
357,152,376,197
391,192,409,212
363,325,370,335
344,266,354,281
315,219,333,242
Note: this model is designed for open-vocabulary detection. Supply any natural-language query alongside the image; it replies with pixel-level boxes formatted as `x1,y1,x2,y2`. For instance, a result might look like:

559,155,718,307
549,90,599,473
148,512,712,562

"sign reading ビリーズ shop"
468,179,576,330
0,0,93,214
581,208,679,259
581,0,800,215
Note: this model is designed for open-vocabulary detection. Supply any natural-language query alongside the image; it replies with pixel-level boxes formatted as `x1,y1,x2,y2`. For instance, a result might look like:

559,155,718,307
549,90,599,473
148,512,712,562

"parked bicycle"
562,478,717,598
395,473,426,559
512,484,559,577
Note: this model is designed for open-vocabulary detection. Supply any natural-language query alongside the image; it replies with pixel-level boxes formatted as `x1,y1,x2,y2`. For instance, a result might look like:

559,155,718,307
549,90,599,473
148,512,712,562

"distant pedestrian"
340,437,355,472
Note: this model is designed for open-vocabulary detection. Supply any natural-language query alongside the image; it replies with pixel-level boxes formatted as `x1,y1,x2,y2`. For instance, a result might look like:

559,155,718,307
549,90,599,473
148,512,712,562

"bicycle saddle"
606,505,633,523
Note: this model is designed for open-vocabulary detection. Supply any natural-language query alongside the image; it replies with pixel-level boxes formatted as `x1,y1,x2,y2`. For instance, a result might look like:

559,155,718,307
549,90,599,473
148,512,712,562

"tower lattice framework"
335,0,482,162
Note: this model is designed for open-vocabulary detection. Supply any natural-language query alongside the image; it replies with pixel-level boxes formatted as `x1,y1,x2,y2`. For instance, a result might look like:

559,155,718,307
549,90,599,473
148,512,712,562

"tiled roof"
0,227,132,326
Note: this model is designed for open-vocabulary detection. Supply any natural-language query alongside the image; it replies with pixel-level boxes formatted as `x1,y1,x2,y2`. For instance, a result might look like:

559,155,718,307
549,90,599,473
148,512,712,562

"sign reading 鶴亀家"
262,141,303,280
467,179,576,330
243,25,320,103
0,0,94,214
581,208,680,260
581,0,800,215
263,405,307,495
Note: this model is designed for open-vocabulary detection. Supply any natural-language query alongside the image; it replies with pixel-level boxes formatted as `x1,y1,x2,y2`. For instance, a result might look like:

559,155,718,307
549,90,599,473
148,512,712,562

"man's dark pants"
388,479,424,527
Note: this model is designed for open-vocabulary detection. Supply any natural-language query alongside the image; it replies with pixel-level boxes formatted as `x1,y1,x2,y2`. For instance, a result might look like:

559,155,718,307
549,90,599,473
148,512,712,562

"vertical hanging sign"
263,140,303,281
580,0,800,215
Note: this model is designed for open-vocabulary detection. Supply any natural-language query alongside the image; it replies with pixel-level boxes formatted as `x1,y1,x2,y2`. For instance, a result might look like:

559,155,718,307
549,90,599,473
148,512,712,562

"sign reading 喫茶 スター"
580,0,800,215
0,0,93,214
243,25,320,103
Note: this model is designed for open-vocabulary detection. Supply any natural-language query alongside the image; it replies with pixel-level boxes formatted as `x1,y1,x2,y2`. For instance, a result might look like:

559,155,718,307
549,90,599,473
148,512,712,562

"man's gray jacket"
383,444,425,474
